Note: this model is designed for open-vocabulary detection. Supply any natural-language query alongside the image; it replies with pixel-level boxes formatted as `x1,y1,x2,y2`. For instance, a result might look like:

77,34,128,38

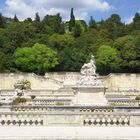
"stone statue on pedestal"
81,55,96,76
13,80,30,99
77,55,102,86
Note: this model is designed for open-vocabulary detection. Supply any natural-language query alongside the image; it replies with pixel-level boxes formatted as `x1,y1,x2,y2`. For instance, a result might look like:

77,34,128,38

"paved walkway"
0,126,140,139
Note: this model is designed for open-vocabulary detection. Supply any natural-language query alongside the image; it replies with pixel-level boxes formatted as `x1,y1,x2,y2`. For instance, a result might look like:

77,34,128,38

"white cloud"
124,16,134,24
3,0,112,20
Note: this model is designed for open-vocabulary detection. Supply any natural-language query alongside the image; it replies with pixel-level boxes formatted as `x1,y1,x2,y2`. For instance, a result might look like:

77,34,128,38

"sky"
0,0,139,23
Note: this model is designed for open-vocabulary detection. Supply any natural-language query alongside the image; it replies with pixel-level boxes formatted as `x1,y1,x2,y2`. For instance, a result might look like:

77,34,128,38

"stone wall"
0,73,63,90
45,72,80,86
0,73,140,91
104,73,140,91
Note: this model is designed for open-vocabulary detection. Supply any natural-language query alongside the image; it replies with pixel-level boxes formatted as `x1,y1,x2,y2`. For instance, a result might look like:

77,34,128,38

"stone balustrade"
83,114,130,126
0,111,139,126
0,114,44,126
0,104,140,126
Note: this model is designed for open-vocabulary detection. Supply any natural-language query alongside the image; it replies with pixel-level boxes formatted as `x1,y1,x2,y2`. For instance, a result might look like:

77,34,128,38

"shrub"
13,98,27,105
30,95,36,100
135,96,140,100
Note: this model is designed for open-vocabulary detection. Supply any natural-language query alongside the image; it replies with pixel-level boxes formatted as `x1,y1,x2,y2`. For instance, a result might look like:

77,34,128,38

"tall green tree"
133,12,140,30
0,13,6,28
59,22,65,34
96,45,121,75
103,14,125,40
0,50,6,72
35,12,40,23
34,13,45,33
89,16,97,29
13,14,19,22
114,35,139,72
69,8,75,31
14,43,58,75
73,23,82,37
42,14,63,34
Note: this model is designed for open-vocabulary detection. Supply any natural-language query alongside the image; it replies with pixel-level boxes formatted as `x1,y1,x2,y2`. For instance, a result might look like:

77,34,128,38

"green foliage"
14,43,58,75
56,102,64,106
42,14,63,34
135,96,140,100
30,95,36,100
101,14,125,40
114,35,139,72
89,16,97,29
69,8,75,31
133,13,140,30
13,98,27,105
96,45,121,74
73,23,82,37
0,10,140,74
21,79,31,90
0,13,6,28
35,13,40,23
13,14,19,22
0,50,6,71
76,20,87,32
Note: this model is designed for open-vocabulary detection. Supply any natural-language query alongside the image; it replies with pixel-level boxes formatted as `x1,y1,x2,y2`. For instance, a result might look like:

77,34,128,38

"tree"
114,35,139,72
133,12,140,30
0,50,6,72
24,17,32,23
34,13,45,33
96,45,121,75
42,14,63,34
55,13,62,33
73,23,82,37
35,12,40,23
69,8,75,31
14,43,58,75
0,13,6,28
59,22,65,34
43,15,49,25
102,14,125,40
135,35,140,61
13,14,19,22
89,16,97,29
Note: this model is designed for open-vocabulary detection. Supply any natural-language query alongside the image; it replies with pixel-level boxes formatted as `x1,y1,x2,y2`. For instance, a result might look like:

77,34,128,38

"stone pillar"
130,116,140,126
73,86,107,105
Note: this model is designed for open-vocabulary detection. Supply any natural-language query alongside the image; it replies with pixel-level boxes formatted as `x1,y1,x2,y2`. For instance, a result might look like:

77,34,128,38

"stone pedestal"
73,86,108,105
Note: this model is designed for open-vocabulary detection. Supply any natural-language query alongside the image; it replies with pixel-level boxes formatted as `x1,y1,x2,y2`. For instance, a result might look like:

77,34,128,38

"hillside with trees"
0,9,140,75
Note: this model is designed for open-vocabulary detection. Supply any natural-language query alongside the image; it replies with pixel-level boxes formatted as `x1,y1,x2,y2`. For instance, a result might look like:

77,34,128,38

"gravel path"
0,126,140,140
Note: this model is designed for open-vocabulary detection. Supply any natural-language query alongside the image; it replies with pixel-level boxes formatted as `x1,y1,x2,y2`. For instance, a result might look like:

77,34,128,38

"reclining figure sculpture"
77,55,102,86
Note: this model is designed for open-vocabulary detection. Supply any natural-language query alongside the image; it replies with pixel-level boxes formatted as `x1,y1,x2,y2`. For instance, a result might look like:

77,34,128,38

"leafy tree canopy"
0,10,140,75
14,43,58,75
96,45,121,75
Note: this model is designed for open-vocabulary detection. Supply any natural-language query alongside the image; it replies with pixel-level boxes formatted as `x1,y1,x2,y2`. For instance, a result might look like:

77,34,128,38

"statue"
13,80,31,99
77,55,102,86
81,55,96,76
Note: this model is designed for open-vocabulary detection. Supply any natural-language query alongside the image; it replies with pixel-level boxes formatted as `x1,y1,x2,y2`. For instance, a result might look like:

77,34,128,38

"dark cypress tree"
89,16,97,29
133,12,140,30
55,13,62,33
43,15,49,25
34,13,45,33
133,13,140,23
0,13,6,28
69,8,75,31
35,12,40,23
13,14,19,22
